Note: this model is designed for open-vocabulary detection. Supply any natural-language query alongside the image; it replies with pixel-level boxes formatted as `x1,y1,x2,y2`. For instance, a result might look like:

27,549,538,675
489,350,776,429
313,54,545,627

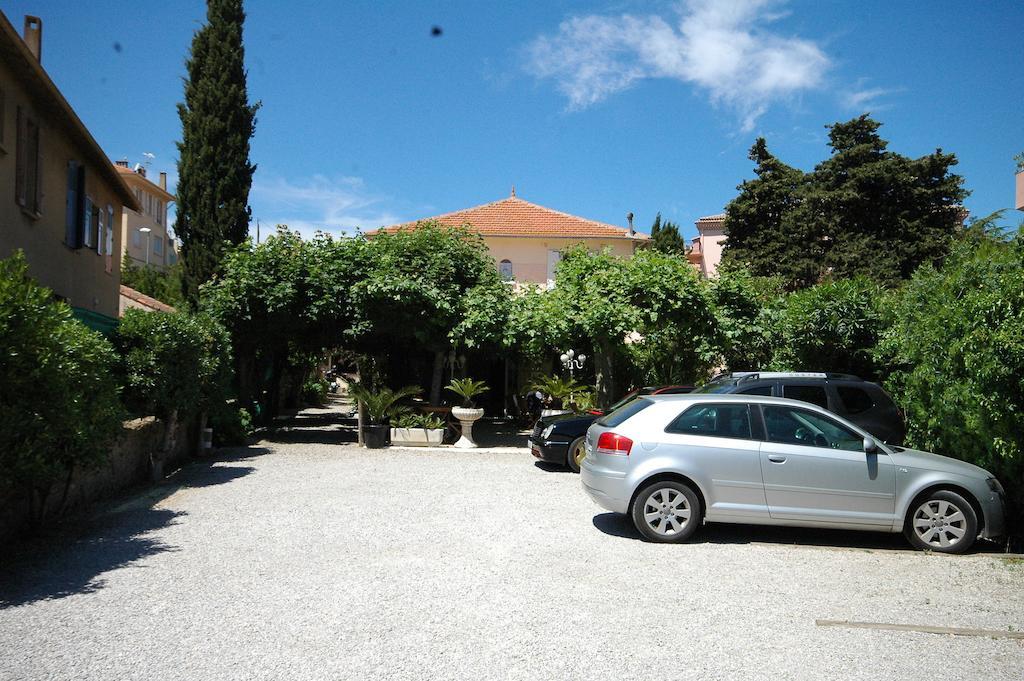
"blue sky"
5,0,1022,240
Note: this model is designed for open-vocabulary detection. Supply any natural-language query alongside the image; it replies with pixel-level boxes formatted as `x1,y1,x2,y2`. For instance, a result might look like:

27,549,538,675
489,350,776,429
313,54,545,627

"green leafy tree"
0,253,123,522
649,213,688,255
351,222,508,404
202,227,362,418
878,217,1024,533
723,116,967,289
117,309,232,467
121,254,186,308
555,247,718,405
503,285,570,366
771,277,885,378
176,0,260,306
708,265,784,371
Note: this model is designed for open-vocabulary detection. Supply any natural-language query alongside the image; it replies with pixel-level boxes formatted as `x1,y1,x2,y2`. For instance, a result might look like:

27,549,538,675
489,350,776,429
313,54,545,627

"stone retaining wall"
0,416,193,544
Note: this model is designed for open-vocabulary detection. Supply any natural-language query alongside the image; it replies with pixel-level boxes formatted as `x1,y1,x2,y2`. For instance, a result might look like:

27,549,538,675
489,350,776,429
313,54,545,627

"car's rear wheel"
631,481,701,543
566,436,586,474
904,490,978,554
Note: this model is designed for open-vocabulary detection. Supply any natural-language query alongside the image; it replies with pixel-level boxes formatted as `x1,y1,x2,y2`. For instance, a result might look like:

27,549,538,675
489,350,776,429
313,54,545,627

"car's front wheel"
904,489,978,554
631,481,702,543
566,436,586,474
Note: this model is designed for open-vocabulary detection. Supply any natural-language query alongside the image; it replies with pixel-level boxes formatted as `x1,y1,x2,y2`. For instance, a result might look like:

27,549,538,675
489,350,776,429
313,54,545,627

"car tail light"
596,432,633,456
588,409,604,416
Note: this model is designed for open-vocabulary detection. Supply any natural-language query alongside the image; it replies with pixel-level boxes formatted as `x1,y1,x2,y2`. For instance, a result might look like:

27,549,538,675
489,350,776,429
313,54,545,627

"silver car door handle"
767,455,787,463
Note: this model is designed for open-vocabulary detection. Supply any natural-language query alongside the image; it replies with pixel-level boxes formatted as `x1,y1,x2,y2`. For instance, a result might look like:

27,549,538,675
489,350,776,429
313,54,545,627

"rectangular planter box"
390,427,444,447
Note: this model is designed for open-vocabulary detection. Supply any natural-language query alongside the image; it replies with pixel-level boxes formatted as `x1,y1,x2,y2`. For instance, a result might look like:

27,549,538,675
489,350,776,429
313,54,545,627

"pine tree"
649,213,688,255
176,0,259,307
722,138,816,289
722,117,967,289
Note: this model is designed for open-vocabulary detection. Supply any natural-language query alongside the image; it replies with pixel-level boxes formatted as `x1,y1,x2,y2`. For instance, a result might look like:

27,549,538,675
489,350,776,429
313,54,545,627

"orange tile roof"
370,195,648,240
119,285,175,313
114,164,176,201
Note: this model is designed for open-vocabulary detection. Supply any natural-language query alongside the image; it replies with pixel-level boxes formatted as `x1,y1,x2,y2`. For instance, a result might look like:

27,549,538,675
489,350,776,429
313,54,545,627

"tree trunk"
153,408,179,482
594,341,616,409
430,350,445,406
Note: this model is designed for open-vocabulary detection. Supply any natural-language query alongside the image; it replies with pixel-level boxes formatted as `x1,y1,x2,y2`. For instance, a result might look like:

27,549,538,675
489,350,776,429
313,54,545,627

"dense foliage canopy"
723,115,967,289
879,221,1024,529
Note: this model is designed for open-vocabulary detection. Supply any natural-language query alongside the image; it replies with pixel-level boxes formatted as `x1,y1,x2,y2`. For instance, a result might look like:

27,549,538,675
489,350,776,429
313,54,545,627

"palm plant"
530,375,589,404
445,377,489,408
347,383,421,424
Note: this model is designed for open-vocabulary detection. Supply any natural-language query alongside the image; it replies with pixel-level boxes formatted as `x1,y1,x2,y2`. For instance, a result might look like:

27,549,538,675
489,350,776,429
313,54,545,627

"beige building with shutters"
116,161,176,271
0,13,139,331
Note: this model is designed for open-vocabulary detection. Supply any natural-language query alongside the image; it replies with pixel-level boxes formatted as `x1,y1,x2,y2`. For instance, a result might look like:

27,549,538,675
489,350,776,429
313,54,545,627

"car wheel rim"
572,442,586,467
642,488,691,536
912,499,967,548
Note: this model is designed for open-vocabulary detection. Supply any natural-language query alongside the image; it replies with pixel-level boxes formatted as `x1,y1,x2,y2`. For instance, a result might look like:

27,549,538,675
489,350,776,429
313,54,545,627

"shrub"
393,413,445,430
878,223,1024,535
301,376,330,406
117,308,232,452
0,252,123,519
210,403,254,447
772,277,885,378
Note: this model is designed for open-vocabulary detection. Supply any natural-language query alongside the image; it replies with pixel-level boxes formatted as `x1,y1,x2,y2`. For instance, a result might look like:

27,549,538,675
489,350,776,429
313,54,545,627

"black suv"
529,385,693,473
692,372,905,444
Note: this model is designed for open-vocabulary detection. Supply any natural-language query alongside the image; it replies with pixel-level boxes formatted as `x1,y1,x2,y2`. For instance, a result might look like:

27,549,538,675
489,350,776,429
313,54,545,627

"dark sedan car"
529,385,693,472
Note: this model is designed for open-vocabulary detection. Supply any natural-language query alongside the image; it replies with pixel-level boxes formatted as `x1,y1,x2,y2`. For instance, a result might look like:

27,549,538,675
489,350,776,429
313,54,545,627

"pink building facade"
687,214,727,277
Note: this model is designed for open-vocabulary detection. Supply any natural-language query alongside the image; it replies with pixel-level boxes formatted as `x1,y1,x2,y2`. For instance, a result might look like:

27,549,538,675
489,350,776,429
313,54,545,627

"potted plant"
531,375,589,417
445,377,489,448
390,413,445,447
347,383,420,448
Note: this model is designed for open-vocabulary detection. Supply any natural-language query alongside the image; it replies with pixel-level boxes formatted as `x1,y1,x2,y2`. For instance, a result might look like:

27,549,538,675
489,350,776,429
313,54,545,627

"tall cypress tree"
176,0,259,307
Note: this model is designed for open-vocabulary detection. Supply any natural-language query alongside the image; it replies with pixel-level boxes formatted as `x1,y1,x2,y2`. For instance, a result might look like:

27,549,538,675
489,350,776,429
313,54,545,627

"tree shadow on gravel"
591,513,1006,555
0,448,263,609
261,409,359,445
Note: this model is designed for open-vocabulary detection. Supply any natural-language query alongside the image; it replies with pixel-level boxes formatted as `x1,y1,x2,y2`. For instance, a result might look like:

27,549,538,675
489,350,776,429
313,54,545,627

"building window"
96,208,105,255
156,199,163,224
90,203,101,253
153,235,164,257
82,198,94,249
499,259,513,281
106,205,115,257
65,161,84,248
132,227,141,247
15,106,41,215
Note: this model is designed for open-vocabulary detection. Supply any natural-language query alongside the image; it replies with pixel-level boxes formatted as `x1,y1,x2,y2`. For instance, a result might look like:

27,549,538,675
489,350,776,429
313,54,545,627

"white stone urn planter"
451,406,484,448
390,427,444,447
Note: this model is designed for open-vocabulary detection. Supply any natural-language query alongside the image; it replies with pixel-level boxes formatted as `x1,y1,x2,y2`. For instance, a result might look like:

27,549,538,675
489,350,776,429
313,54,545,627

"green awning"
71,306,119,336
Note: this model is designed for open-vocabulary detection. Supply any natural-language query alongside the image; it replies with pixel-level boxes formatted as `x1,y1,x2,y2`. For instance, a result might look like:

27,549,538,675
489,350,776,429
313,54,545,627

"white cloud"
525,0,829,131
841,83,900,112
249,173,400,240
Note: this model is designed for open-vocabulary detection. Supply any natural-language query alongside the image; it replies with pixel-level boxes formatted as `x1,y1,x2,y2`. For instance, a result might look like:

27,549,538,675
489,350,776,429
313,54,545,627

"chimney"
23,16,42,62
159,172,167,190
116,159,130,168
626,212,635,237
133,163,146,178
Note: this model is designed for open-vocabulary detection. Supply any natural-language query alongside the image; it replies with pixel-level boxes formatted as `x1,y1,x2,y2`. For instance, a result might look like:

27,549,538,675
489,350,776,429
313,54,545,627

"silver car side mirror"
863,437,878,454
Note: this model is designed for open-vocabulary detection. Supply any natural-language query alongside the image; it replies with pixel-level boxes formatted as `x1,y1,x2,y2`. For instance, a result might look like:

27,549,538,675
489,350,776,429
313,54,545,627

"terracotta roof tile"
369,195,648,240
119,285,175,313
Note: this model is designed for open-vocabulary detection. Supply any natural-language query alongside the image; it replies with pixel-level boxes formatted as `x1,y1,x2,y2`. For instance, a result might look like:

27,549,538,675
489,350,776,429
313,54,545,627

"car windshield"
690,379,738,394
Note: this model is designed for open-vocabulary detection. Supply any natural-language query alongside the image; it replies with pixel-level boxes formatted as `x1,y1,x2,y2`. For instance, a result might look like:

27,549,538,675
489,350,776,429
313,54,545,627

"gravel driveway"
2,405,1022,680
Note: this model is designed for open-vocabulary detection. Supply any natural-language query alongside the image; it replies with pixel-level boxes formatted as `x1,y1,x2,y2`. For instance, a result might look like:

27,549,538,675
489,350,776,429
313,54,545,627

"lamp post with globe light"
139,226,152,265
559,349,586,410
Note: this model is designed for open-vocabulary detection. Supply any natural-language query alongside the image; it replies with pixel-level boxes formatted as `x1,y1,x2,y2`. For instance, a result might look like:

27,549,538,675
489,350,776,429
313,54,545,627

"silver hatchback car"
581,394,1006,553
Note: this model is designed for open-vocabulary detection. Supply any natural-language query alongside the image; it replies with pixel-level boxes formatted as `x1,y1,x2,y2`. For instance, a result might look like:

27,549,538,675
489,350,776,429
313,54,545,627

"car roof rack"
735,371,862,383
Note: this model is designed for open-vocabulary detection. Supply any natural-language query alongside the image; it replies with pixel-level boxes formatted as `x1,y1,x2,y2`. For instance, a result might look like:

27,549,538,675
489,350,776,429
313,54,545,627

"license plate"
531,443,541,457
